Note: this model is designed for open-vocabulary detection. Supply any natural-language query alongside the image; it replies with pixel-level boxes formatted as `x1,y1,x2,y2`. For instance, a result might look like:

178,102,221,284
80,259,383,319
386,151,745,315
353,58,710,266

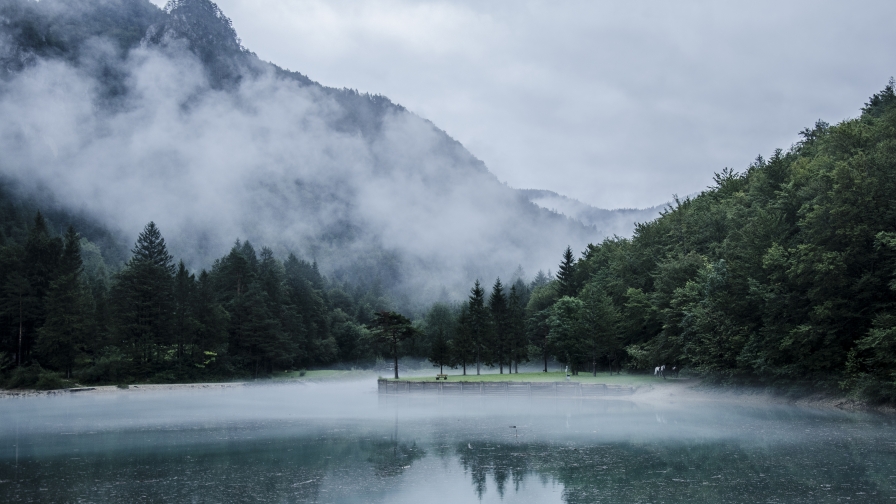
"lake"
1,380,894,503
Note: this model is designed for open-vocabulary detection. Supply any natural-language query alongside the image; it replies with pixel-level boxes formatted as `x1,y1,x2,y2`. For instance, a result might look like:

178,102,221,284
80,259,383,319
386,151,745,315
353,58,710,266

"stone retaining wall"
377,379,634,397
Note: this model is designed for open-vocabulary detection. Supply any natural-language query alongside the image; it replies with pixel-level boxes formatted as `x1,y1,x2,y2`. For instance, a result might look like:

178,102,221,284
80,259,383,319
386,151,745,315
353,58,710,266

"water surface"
1,381,894,503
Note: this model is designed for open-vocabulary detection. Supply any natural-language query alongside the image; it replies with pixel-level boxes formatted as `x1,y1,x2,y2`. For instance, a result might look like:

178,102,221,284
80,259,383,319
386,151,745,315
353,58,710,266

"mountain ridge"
0,0,659,305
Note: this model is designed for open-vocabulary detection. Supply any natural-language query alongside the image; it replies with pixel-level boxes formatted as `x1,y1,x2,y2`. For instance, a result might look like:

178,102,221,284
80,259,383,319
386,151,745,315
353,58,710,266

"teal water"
0,382,894,503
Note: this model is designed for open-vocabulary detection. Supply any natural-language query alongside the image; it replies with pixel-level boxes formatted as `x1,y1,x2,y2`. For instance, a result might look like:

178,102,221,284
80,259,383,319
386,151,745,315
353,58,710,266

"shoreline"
630,378,896,415
1,375,892,414
0,381,249,398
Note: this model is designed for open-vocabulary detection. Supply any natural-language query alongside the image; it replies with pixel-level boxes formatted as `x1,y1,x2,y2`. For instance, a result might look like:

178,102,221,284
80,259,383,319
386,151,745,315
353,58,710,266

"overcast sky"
151,0,896,209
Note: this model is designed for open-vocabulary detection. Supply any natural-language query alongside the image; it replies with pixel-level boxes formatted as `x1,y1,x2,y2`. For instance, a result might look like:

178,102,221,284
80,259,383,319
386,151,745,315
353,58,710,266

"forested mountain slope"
502,82,896,402
0,0,595,305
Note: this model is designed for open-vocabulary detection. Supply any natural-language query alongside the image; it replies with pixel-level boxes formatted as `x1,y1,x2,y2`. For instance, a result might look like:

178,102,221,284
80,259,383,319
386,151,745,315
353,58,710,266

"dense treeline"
5,82,896,402
0,215,397,386
420,81,896,403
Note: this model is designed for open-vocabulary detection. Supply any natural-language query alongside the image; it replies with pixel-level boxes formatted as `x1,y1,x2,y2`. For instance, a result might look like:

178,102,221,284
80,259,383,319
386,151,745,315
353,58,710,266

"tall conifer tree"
507,284,528,373
112,222,175,373
489,278,508,374
452,303,476,375
556,246,578,298
36,227,92,377
21,212,62,363
468,280,489,375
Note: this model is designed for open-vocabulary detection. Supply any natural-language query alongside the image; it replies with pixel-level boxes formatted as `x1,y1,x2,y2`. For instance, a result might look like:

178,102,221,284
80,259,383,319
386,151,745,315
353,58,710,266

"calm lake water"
1,381,894,503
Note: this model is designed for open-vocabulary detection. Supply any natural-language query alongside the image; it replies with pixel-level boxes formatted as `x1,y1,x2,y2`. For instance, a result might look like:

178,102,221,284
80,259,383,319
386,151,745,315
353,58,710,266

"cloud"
196,0,896,208
0,35,592,302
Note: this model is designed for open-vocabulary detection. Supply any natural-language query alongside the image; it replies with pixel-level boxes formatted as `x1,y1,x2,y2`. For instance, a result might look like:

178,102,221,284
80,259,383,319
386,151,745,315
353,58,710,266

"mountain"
0,0,605,305
518,189,666,238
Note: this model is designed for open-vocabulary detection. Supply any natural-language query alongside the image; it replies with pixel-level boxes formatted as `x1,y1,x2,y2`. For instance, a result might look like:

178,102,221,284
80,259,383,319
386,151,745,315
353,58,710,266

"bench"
435,374,448,380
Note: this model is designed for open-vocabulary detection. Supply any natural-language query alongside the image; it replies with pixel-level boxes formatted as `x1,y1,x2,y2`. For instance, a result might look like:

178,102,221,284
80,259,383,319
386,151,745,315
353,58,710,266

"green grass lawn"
387,371,681,386
274,369,377,381
271,369,689,387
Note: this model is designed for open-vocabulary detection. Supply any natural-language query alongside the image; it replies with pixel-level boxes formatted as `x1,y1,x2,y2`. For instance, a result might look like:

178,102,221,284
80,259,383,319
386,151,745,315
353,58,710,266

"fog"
0,27,594,299
0,379,861,442
2,381,894,503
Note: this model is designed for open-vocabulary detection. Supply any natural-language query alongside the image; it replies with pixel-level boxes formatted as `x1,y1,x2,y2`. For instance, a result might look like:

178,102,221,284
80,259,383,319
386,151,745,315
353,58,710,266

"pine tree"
283,253,329,365
468,280,489,375
452,303,476,375
556,246,578,298
507,284,528,373
511,277,531,310
21,212,63,364
211,240,258,371
112,222,175,373
489,278,508,374
530,270,550,290
172,261,198,372
36,227,92,378
1,269,36,367
526,280,558,372
240,282,290,378
193,270,229,371
428,331,451,375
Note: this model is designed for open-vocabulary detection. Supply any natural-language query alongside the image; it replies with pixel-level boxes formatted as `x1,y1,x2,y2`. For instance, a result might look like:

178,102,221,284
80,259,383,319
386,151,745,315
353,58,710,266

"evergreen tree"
488,278,508,374
511,277,531,310
21,212,63,363
556,246,578,298
193,269,229,371
1,241,38,368
111,222,175,374
507,284,528,373
424,302,455,358
526,281,558,372
468,280,489,375
36,227,92,378
239,282,290,377
283,253,329,366
428,331,451,374
172,261,198,373
452,303,476,375
530,270,550,290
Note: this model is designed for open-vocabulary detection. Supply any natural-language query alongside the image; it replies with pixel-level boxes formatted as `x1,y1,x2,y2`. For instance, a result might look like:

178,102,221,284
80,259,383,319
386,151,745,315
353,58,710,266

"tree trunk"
17,298,23,367
393,340,399,380
476,346,480,375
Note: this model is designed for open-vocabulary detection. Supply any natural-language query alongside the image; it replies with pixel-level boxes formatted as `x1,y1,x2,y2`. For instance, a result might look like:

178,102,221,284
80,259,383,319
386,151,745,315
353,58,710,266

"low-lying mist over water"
2,382,895,503
4,3,896,501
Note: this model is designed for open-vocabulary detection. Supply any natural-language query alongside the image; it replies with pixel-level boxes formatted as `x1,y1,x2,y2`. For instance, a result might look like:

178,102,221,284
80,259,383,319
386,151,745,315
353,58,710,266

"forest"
0,204,393,387
2,81,896,403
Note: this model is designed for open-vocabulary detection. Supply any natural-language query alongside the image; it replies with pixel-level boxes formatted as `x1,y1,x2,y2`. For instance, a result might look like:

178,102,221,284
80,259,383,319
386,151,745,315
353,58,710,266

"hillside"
520,82,896,403
519,189,666,238
0,0,598,304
